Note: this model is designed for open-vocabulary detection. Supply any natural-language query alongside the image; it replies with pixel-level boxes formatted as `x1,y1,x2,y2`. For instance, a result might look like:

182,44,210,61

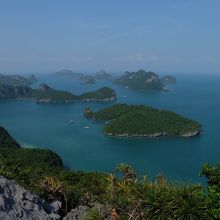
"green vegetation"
89,104,201,137
0,126,219,219
79,87,116,101
0,126,21,148
114,69,165,91
31,84,79,102
0,83,117,103
201,163,220,219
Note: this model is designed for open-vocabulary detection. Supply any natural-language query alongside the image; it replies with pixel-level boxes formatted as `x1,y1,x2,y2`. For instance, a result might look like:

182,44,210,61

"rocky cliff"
0,176,61,220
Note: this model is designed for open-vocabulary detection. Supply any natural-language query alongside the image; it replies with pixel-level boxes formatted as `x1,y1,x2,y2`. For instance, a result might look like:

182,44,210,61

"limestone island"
114,69,175,91
0,73,38,86
0,83,117,103
79,74,96,85
161,75,176,84
51,69,83,78
94,70,112,81
84,104,201,138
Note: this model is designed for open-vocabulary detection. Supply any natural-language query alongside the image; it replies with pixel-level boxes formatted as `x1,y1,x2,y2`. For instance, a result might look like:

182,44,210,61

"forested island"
85,104,201,138
0,83,117,103
0,125,219,219
114,69,175,91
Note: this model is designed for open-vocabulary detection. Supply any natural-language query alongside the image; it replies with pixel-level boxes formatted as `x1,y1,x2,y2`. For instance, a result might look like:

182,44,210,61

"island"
51,69,83,78
0,73,38,86
94,70,112,81
79,74,96,85
114,69,175,91
0,83,117,103
84,104,201,138
27,74,38,84
161,75,176,84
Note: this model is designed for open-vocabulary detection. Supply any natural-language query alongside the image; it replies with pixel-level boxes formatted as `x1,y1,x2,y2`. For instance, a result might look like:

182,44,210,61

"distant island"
0,82,117,103
51,69,113,85
51,69,83,78
79,74,96,85
0,73,38,86
114,69,175,91
94,70,112,81
161,75,176,84
84,104,201,138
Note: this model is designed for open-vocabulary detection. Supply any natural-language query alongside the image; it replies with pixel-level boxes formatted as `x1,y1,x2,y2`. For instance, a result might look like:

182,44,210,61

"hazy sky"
0,0,220,73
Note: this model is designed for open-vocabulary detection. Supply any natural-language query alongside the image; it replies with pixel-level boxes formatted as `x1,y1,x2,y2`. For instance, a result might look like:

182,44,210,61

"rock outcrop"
0,176,61,220
64,203,109,220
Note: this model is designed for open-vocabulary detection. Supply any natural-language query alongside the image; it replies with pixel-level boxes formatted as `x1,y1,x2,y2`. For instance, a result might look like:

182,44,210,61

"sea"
0,73,219,184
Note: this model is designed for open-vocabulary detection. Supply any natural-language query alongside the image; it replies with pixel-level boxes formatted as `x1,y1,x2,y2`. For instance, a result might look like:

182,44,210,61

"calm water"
0,73,220,184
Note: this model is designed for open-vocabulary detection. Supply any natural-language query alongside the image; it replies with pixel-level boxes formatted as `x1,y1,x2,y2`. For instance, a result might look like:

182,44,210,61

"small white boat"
70,120,74,124
84,126,90,129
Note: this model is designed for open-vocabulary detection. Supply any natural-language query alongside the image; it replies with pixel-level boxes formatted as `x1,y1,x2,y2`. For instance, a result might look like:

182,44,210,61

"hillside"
86,104,201,137
0,126,21,148
0,126,218,219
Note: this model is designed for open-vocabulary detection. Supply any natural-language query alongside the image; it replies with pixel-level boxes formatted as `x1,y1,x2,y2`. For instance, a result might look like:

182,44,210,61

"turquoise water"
0,73,220,184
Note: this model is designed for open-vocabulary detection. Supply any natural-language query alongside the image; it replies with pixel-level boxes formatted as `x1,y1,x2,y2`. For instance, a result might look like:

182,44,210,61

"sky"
0,0,220,74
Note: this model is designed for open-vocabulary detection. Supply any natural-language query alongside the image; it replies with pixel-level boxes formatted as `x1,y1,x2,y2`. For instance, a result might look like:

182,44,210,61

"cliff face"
0,176,61,220
0,84,32,99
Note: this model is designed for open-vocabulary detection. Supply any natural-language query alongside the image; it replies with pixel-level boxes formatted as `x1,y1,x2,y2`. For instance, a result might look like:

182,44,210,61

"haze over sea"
0,73,219,184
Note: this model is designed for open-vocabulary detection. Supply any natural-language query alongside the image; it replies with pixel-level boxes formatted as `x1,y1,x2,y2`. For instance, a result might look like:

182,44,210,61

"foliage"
201,163,220,219
79,87,116,100
92,104,201,137
0,126,21,148
0,80,116,102
0,126,218,219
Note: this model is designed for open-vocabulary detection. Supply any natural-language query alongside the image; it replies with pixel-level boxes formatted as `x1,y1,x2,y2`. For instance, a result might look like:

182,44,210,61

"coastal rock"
84,108,94,118
0,176,61,220
63,206,90,220
64,203,108,220
181,130,200,137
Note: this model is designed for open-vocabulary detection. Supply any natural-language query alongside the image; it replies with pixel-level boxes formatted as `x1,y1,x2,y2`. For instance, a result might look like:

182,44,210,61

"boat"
84,126,90,129
70,120,74,124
